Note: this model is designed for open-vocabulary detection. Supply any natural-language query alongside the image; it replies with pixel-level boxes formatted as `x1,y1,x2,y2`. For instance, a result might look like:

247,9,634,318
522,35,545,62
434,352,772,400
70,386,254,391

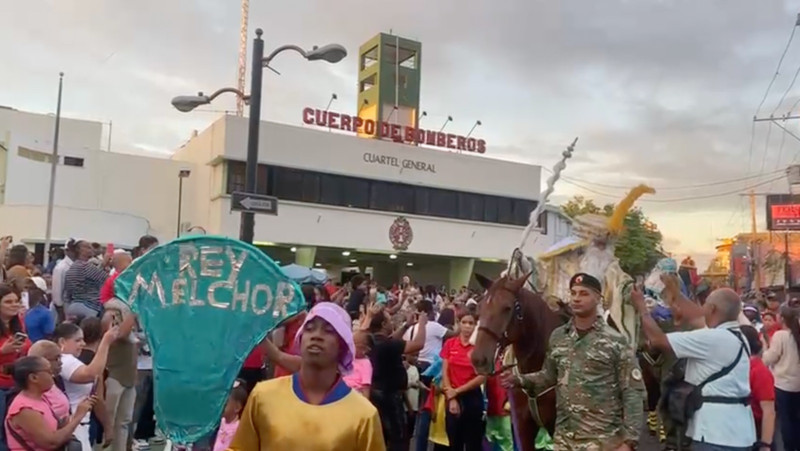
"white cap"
466,298,478,307
28,277,47,292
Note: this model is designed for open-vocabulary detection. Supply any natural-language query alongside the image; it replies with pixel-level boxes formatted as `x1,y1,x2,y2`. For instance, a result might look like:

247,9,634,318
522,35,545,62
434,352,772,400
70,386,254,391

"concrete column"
449,258,475,290
294,246,316,267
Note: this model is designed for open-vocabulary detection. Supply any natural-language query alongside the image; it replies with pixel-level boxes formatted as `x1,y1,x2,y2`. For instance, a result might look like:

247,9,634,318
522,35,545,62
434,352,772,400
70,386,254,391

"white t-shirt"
666,322,756,447
405,365,420,412
403,321,448,363
60,353,92,422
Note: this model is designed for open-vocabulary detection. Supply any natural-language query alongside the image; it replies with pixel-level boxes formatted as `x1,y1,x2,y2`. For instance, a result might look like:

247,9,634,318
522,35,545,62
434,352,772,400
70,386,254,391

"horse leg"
509,388,538,451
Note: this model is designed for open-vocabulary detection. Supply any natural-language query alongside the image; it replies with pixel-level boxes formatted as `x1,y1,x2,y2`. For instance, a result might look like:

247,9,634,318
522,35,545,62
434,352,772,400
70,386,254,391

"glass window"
341,176,369,209
458,193,484,221
497,198,514,224
300,172,320,203
513,199,536,226
415,187,431,215
63,156,84,167
272,167,304,201
430,190,458,219
484,196,498,223
537,211,548,235
320,174,342,206
226,161,246,194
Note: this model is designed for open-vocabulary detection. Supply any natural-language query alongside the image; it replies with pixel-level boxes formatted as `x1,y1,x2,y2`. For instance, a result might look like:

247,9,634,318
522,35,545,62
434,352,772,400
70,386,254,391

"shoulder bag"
662,330,749,426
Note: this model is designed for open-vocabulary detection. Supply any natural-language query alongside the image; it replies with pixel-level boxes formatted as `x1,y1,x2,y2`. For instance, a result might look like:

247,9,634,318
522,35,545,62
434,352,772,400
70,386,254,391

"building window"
226,161,246,194
360,73,376,93
360,46,378,71
537,211,548,235
224,160,537,226
63,156,84,167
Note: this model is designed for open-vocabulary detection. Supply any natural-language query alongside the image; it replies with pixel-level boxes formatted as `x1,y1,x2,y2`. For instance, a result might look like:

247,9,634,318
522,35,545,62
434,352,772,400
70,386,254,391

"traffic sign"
231,192,279,215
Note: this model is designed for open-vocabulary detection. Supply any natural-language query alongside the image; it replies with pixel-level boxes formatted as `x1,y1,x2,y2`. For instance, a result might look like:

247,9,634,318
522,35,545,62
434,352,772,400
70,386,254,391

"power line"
759,121,774,175
756,24,797,115
557,174,786,203
541,166,783,191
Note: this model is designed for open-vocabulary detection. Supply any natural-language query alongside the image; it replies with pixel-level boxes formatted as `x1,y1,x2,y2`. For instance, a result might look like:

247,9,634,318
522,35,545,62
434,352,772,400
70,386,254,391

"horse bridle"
477,284,524,350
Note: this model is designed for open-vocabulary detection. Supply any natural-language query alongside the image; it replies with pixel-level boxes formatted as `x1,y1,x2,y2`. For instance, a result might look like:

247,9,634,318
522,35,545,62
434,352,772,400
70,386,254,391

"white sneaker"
132,440,151,450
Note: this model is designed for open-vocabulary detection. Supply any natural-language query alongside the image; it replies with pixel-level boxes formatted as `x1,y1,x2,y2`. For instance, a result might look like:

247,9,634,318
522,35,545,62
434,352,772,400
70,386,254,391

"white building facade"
0,107,572,287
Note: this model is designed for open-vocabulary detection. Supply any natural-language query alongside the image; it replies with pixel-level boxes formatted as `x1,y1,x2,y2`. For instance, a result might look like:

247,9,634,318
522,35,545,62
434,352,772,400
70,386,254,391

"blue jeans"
414,410,431,451
692,441,751,451
775,388,800,451
0,388,9,451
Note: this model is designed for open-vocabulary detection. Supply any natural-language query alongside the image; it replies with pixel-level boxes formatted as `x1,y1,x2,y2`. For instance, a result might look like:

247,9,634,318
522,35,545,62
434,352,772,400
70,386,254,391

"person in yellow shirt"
227,302,385,451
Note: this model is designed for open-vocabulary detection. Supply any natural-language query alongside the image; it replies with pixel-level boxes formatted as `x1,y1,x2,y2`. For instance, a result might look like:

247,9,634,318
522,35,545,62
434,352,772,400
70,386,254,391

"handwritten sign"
114,235,304,443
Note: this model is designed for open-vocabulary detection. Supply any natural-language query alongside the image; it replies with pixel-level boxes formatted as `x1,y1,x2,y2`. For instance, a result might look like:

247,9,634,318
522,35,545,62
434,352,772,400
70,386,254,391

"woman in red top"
741,325,776,450
440,311,486,451
0,283,32,446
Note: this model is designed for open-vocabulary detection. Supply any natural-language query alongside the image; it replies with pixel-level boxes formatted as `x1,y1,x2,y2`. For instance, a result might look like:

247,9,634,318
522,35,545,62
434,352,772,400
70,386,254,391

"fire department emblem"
389,217,413,251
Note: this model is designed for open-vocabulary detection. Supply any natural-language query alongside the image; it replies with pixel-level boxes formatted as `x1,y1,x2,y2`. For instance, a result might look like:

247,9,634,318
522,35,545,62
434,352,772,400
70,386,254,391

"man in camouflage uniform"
502,273,645,450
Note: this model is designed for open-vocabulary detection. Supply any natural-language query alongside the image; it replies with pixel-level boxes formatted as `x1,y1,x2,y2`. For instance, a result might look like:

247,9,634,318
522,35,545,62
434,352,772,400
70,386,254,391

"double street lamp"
172,29,347,243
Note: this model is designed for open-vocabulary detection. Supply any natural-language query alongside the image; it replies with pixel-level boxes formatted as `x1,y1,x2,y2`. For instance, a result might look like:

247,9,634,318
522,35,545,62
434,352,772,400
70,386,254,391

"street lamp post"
44,72,64,266
177,169,191,237
171,28,346,244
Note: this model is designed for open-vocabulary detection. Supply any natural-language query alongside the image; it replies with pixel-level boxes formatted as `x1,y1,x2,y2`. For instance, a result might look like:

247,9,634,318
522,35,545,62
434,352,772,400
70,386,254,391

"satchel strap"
698,330,746,389
5,417,38,451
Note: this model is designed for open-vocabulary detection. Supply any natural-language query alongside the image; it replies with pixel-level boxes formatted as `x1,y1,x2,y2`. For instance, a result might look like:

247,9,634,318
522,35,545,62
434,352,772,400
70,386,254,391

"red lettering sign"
301,108,488,153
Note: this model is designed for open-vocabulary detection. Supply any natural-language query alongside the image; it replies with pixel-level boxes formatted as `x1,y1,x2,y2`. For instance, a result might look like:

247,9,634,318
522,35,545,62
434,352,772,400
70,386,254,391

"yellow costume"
227,374,385,451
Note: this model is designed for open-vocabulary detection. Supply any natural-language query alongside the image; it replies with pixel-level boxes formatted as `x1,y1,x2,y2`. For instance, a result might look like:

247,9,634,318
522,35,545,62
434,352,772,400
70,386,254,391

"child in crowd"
485,352,514,451
342,330,373,397
212,380,249,451
404,354,421,443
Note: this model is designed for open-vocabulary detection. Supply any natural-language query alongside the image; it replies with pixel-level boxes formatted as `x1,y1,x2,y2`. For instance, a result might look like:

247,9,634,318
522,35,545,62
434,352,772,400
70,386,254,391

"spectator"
364,306,426,450
54,321,118,449
23,277,54,343
77,317,113,448
44,248,64,276
4,356,96,450
345,275,367,321
64,241,108,320
440,311,486,450
636,281,756,450
740,325,775,451
763,305,800,451
343,331,373,397
228,303,384,450
100,307,139,451
99,251,132,304
4,245,31,294
0,284,32,398
27,340,71,419
51,239,76,322
212,381,248,451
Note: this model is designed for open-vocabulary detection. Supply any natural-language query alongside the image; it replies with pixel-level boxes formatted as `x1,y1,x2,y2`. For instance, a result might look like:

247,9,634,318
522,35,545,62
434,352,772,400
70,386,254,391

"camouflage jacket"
519,316,645,450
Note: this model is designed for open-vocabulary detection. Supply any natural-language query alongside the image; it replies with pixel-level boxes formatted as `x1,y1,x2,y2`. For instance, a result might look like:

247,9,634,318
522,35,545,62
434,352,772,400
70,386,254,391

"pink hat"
293,302,355,374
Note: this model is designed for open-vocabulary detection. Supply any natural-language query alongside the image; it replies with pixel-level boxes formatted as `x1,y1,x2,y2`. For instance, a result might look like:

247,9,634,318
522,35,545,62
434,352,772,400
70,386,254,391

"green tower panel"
356,33,422,139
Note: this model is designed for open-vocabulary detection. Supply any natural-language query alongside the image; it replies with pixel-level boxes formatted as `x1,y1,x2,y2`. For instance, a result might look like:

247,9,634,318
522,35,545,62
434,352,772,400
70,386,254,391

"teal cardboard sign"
115,235,304,443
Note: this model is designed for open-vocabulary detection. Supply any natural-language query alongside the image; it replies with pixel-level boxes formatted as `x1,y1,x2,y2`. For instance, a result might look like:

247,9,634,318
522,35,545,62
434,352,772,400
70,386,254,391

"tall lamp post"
177,169,191,237
43,72,64,265
171,29,346,244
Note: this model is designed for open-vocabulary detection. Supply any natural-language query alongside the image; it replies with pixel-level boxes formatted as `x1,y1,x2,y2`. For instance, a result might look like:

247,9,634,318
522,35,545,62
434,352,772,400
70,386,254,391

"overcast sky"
4,0,800,269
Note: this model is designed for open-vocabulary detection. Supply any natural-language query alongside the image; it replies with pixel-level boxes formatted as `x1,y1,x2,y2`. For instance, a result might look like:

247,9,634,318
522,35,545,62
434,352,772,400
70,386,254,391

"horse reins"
477,284,525,375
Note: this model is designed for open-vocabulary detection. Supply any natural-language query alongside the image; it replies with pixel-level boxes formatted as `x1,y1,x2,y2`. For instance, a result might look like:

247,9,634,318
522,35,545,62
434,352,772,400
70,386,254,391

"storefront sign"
114,235,304,443
303,107,487,154
363,152,436,173
766,194,800,230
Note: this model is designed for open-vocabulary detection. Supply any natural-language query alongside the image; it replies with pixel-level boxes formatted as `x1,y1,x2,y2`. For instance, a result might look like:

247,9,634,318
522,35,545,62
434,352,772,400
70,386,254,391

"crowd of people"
1,233,800,451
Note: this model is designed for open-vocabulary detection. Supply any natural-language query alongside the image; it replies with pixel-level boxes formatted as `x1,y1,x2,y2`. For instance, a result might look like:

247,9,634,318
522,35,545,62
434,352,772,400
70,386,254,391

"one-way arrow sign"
231,192,279,215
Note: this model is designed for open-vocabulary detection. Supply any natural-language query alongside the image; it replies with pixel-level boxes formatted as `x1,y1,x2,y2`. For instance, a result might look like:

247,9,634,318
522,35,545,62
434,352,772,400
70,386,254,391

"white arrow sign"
240,197,273,210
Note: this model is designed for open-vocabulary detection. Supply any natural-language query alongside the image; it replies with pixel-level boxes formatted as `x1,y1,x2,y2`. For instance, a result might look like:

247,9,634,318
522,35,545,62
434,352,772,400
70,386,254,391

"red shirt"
749,356,775,423
440,337,477,389
99,272,120,304
0,322,31,389
486,358,509,417
272,313,306,377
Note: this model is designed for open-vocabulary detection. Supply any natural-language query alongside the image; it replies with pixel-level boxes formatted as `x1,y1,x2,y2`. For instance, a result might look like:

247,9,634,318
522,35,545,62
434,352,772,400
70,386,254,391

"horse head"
470,271,532,375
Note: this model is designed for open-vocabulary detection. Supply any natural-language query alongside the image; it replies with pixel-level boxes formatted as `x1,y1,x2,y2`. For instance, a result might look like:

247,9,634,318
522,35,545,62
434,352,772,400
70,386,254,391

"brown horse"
470,272,569,451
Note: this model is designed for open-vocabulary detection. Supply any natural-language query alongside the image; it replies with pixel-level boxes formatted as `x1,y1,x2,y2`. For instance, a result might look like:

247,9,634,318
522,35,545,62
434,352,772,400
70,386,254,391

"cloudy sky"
4,0,800,268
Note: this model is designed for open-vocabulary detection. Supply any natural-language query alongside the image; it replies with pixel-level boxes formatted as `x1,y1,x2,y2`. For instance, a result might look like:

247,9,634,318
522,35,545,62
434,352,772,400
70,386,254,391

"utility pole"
750,190,761,292
44,72,64,266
